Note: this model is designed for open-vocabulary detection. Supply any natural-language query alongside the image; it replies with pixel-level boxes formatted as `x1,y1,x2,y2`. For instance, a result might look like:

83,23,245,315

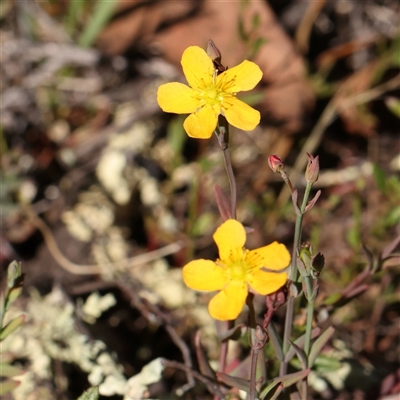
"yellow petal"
183,104,218,139
218,60,263,92
157,82,199,114
213,219,246,261
208,281,248,320
248,270,287,295
182,260,228,291
181,46,214,90
248,242,291,271
224,98,260,131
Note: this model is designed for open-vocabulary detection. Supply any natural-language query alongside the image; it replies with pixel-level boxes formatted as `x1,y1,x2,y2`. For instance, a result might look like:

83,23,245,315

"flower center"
229,261,247,281
193,70,237,110
221,248,251,282
206,88,217,99
198,85,225,107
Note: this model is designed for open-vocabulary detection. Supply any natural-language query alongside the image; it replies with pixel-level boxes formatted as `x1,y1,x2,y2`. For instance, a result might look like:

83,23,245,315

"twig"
116,280,195,393
161,359,225,398
165,325,196,392
280,182,313,377
23,204,184,275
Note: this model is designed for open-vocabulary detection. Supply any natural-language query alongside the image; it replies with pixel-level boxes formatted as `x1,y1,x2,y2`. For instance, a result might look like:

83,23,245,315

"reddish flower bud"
305,153,319,184
266,287,287,310
268,154,284,173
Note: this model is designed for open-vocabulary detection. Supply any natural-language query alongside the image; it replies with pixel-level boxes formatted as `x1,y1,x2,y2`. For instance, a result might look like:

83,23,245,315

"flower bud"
268,154,284,173
207,40,226,74
305,153,319,184
266,287,287,310
7,261,22,288
311,252,325,278
299,245,312,276
207,39,222,63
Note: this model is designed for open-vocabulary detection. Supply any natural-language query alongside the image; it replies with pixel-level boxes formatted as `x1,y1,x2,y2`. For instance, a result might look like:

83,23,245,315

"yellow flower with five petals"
183,219,290,321
157,46,263,139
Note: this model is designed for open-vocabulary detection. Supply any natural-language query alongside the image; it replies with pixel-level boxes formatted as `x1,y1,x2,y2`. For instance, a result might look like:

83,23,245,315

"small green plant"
0,261,25,396
64,0,118,48
77,386,100,400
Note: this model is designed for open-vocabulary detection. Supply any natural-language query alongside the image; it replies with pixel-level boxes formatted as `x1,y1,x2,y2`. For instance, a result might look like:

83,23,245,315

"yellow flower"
183,219,290,321
157,46,263,139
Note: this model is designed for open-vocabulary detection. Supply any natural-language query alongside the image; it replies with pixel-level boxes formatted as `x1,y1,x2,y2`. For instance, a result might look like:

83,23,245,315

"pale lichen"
4,287,126,399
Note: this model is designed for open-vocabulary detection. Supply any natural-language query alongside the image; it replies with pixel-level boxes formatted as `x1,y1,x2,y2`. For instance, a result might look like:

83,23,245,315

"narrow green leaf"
373,164,387,194
260,381,283,400
260,370,310,398
308,326,335,367
77,386,99,400
288,340,307,370
385,96,400,118
216,372,250,392
272,369,310,388
78,0,118,48
313,355,341,373
65,0,85,35
267,323,283,362
0,363,25,378
0,379,20,395
0,314,26,340
323,292,341,305
4,287,23,313
284,328,320,363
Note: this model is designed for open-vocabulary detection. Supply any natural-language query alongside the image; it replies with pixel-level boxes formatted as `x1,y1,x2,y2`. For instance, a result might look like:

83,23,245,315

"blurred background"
1,0,399,399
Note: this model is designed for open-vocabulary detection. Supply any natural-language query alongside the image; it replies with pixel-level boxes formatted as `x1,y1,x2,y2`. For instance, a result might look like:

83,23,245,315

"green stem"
222,146,237,220
0,293,5,329
246,295,260,399
217,320,230,376
248,345,259,400
215,119,237,219
218,339,228,375
280,183,313,376
304,276,315,356
301,380,308,399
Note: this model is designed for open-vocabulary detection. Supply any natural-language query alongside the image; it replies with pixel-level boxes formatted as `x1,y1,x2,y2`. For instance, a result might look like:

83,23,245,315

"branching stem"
280,182,313,376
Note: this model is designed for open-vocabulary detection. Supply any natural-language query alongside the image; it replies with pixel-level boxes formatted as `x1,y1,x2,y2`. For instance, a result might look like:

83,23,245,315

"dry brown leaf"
334,60,380,137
